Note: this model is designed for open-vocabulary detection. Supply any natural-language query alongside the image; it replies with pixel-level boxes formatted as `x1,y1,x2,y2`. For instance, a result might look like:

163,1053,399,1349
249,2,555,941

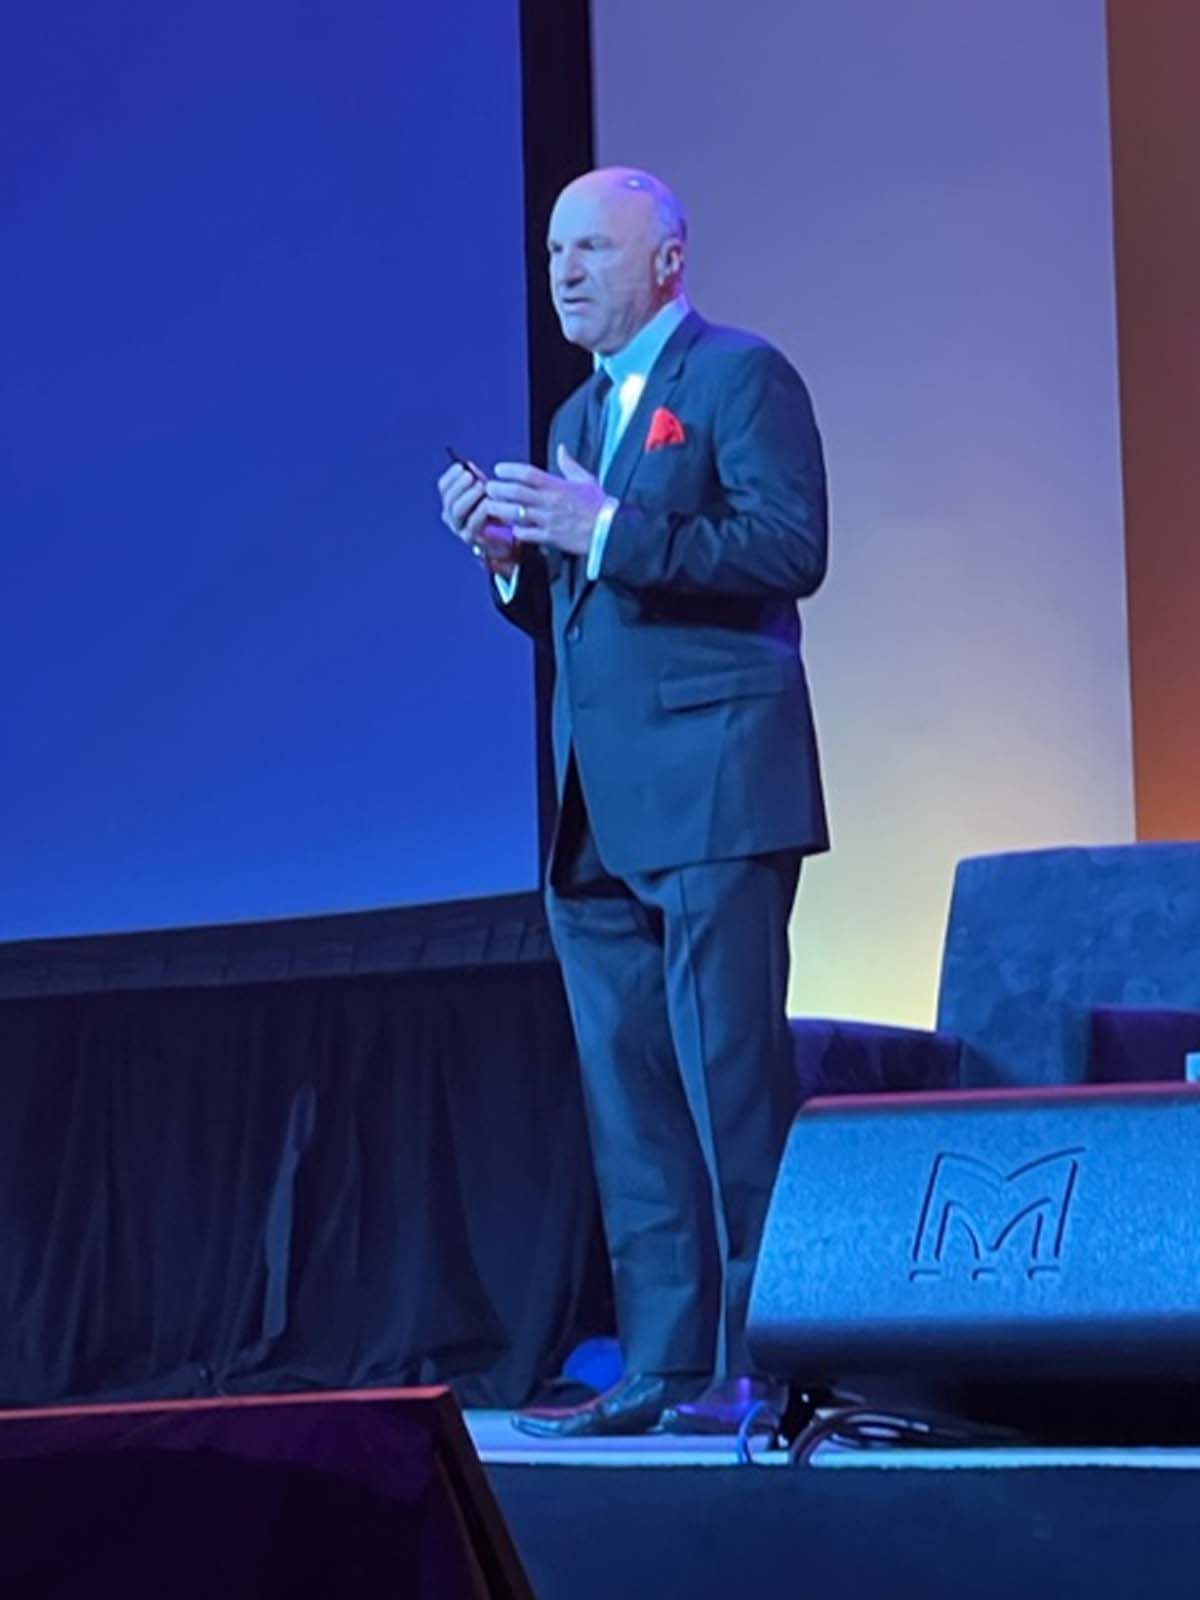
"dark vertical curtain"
0,961,611,1408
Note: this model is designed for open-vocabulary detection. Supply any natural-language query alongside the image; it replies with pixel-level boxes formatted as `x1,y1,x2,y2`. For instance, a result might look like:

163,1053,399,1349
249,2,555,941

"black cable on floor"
789,1405,1025,1466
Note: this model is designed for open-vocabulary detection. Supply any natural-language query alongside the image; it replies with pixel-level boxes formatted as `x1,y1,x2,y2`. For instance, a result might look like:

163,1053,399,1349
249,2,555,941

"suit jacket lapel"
600,310,705,503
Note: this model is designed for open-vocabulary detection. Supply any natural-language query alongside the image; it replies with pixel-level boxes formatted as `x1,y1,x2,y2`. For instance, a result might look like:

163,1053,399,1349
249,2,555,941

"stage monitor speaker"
748,1083,1200,1384
0,1386,533,1600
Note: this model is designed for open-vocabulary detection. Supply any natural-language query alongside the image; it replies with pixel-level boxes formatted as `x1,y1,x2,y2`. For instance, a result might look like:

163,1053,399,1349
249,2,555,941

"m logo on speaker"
910,1147,1084,1282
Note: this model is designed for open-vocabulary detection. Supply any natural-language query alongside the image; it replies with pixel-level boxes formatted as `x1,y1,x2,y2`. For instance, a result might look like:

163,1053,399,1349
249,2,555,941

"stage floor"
470,1411,1200,1599
467,1407,786,1468
467,1407,1200,1472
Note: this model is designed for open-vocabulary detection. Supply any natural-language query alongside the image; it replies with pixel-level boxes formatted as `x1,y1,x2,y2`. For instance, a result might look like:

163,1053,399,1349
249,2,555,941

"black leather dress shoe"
511,1373,705,1439
659,1376,788,1437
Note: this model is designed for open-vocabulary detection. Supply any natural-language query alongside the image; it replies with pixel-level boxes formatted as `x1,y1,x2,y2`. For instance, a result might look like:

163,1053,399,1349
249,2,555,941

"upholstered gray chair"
790,842,1200,1097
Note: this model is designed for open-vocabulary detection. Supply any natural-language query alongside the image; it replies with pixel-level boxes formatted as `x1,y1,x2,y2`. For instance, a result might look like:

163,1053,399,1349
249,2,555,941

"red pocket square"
645,407,686,452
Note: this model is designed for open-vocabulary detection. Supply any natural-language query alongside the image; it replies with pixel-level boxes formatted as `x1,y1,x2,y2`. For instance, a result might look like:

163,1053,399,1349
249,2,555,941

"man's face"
548,178,665,356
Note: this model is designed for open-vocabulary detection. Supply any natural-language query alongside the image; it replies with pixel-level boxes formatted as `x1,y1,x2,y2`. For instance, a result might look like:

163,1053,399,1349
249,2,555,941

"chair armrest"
788,1017,961,1103
1088,1006,1200,1084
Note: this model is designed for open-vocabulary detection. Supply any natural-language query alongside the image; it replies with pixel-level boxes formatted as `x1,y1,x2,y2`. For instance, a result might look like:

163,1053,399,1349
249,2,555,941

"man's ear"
656,238,685,287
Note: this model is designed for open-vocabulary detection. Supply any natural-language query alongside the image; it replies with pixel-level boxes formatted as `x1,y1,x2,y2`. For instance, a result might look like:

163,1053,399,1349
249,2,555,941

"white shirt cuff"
586,497,620,582
493,565,520,604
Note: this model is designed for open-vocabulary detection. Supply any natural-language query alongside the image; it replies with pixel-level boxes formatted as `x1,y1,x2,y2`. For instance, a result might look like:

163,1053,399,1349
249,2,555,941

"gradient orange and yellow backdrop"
1108,0,1200,844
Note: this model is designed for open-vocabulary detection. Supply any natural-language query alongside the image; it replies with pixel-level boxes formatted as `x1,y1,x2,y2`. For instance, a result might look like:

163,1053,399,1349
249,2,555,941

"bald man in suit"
437,167,828,1437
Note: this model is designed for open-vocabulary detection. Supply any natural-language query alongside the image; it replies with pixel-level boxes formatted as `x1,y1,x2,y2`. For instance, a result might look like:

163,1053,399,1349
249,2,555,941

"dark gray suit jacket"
498,309,829,875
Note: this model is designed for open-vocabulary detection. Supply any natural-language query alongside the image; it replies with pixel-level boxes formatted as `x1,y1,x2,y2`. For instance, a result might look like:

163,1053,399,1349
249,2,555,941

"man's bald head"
548,167,688,355
559,167,689,245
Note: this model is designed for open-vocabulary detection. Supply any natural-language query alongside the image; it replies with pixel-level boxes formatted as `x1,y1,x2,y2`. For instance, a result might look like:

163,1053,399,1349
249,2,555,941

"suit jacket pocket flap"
659,659,794,711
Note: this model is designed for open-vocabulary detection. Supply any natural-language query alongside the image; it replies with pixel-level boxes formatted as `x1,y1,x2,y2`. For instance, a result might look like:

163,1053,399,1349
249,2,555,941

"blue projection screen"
1,0,538,939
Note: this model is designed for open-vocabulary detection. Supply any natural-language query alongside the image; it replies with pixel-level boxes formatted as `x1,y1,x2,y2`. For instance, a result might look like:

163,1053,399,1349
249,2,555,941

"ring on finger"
515,503,527,526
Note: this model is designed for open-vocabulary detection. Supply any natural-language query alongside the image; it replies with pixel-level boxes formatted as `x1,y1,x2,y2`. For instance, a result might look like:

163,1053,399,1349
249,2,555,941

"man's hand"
436,461,519,577
484,445,609,557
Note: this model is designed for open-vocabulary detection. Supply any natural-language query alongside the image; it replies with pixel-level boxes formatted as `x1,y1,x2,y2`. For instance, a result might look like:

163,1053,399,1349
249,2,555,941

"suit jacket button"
566,624,582,644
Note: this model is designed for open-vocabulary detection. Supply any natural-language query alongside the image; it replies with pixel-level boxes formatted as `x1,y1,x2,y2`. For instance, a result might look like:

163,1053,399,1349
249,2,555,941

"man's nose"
557,253,585,288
